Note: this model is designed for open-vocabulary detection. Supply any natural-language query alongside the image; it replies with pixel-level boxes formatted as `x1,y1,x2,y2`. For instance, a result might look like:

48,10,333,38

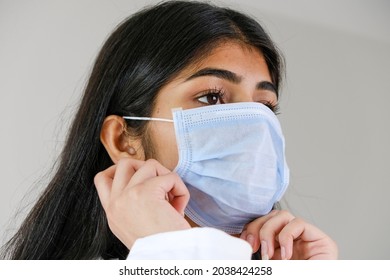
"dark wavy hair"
1,0,284,259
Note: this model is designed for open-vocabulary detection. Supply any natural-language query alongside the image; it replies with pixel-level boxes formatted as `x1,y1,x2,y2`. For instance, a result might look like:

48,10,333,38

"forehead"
173,41,271,81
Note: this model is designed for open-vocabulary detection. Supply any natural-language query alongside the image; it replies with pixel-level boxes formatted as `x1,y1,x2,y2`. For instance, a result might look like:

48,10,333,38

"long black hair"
1,1,284,259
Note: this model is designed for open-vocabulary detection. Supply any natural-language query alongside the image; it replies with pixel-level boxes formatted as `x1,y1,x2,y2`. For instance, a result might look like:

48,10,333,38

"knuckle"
94,172,103,185
117,157,133,167
278,209,295,219
145,158,159,165
169,171,180,181
258,222,272,236
292,217,305,225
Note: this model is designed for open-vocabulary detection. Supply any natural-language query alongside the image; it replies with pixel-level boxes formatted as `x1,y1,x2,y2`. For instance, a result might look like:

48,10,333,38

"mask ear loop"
123,107,182,123
123,116,173,123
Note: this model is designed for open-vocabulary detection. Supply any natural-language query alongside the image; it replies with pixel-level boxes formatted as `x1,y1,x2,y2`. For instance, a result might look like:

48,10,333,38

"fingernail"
246,234,255,248
261,240,269,260
281,246,286,260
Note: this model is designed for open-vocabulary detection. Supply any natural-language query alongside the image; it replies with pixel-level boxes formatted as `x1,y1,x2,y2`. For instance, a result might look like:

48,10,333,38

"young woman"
1,1,337,259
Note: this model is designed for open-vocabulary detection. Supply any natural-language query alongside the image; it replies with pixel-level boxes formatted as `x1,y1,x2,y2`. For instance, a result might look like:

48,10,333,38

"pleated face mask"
124,102,289,234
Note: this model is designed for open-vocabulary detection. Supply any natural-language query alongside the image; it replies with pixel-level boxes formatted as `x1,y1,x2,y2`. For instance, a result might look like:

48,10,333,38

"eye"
196,89,225,105
261,101,280,115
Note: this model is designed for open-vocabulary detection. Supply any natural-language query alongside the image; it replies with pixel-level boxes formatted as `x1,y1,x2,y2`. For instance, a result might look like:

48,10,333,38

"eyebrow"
186,68,242,83
186,67,277,96
257,81,278,96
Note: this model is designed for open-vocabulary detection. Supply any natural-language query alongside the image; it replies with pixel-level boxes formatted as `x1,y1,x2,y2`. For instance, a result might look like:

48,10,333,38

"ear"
100,115,145,163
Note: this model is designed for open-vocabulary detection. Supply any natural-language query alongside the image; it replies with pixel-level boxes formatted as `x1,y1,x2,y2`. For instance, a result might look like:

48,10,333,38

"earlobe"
100,115,144,163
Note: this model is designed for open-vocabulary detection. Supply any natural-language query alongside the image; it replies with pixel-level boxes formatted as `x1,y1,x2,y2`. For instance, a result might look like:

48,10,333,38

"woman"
1,1,337,259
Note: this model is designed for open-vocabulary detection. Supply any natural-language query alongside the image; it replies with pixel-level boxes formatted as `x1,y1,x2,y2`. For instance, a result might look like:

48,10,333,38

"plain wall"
1,0,389,259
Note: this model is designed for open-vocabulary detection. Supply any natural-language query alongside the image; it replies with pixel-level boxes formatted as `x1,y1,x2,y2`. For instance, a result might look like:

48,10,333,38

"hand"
94,158,191,250
240,210,338,260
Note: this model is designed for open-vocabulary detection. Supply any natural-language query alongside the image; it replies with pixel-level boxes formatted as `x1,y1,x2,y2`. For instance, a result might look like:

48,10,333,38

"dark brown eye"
197,90,225,105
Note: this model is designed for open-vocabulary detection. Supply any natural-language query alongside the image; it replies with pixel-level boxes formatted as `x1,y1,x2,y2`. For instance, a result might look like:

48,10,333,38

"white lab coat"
127,227,252,259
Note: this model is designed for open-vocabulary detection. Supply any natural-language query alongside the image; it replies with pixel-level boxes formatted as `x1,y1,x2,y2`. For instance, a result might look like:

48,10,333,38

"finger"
239,230,257,254
111,158,145,197
277,218,328,260
242,209,280,233
166,174,190,215
241,210,279,253
258,210,295,259
142,173,189,215
129,159,171,187
94,165,116,210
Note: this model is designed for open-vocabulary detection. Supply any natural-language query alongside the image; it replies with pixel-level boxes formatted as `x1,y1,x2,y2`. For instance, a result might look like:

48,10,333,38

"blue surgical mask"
123,102,289,234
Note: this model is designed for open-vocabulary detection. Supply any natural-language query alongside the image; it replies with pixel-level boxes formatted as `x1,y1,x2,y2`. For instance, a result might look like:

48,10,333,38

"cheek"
148,122,179,170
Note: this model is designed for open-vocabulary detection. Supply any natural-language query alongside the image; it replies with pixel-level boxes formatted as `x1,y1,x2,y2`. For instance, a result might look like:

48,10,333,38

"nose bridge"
229,89,255,103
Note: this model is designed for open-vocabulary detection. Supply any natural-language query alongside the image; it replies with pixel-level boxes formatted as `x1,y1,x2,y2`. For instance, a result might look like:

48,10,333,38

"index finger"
111,158,145,197
129,159,171,187
277,218,328,260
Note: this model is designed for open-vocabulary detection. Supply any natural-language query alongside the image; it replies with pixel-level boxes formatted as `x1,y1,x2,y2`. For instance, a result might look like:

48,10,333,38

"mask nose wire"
122,116,174,123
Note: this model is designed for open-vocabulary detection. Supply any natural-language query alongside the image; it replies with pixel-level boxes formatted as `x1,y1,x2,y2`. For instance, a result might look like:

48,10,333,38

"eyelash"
196,88,280,115
262,101,280,115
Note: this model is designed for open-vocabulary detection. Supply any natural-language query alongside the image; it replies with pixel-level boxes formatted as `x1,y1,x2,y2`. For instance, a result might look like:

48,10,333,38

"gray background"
1,0,389,259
